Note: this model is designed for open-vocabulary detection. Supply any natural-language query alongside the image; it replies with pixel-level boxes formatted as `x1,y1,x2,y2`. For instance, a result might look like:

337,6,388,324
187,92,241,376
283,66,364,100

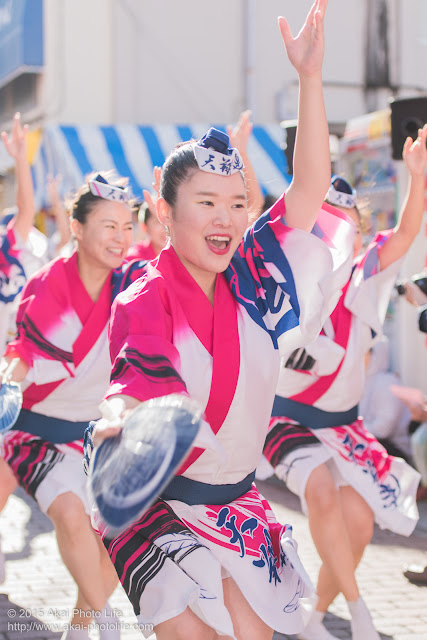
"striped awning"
31,123,290,210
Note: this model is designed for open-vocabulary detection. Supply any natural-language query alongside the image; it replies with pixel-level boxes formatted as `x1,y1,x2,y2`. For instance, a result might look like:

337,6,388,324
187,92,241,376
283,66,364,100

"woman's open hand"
278,0,328,78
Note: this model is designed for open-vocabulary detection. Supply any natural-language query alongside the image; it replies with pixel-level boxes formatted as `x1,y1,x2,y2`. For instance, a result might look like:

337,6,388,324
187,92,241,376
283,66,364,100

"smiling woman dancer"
0,173,147,640
87,3,357,640
261,131,427,640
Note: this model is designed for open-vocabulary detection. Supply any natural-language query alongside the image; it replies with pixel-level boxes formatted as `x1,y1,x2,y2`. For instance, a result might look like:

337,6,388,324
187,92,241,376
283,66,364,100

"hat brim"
89,394,201,534
0,382,23,434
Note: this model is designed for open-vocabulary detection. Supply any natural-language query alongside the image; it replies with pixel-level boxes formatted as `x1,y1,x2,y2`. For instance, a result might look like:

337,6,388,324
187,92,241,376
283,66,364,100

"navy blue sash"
13,409,90,444
161,470,256,505
272,396,359,430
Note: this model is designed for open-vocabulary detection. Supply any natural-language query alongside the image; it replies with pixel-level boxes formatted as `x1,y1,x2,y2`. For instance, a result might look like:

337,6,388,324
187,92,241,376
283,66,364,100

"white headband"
89,175,131,202
194,128,244,176
327,179,357,209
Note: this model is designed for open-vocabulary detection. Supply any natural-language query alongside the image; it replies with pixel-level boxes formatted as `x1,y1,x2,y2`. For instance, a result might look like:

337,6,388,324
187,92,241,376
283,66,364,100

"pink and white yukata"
1,251,146,513
262,230,420,536
89,196,355,638
0,218,48,355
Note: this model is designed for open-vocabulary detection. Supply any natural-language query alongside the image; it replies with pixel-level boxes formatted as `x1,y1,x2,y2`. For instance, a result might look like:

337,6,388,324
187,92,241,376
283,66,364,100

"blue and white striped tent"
31,123,290,209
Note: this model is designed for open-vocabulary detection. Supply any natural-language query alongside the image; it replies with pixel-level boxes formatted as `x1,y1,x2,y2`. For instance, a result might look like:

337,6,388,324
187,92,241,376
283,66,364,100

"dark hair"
159,141,199,207
262,194,277,212
160,138,246,209
68,170,129,225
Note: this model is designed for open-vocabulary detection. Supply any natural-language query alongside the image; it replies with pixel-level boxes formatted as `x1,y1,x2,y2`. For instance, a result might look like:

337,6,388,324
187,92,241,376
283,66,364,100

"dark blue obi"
12,408,91,444
161,470,256,505
272,396,359,430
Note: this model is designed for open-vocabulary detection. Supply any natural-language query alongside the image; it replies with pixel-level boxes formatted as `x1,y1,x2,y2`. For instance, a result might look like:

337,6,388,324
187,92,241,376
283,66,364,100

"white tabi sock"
97,602,120,640
297,609,341,640
347,597,381,640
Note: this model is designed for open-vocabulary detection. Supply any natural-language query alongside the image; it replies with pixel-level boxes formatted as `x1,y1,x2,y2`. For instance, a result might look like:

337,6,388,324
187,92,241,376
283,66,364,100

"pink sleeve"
106,277,188,402
4,275,41,367
0,222,20,273
353,229,395,281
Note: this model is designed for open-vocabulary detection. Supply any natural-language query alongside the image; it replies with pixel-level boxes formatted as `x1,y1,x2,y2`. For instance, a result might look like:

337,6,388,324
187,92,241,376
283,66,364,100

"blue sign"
0,0,43,88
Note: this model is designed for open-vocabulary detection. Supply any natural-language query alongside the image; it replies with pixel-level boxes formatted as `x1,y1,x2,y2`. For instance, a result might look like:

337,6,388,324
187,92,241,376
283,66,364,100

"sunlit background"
0,0,427,388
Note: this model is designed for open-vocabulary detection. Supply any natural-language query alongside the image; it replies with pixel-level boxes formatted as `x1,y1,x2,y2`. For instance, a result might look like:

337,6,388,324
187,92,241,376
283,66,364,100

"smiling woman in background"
0,172,147,640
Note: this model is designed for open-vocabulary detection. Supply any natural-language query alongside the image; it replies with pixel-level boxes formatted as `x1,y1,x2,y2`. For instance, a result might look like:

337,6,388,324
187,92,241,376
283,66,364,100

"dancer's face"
158,169,247,295
73,200,134,271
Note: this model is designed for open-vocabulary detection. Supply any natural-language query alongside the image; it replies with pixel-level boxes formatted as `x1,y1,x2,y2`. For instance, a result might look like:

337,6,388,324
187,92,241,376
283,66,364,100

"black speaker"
390,96,427,160
281,120,297,175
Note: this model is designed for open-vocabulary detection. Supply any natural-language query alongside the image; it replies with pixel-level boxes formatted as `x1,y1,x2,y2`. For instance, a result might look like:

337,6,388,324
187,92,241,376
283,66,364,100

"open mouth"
205,235,231,255
108,247,124,257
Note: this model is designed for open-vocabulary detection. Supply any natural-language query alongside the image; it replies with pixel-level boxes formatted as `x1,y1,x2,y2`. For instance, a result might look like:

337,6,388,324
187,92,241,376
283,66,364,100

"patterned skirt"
263,417,420,536
1,430,88,513
93,484,315,638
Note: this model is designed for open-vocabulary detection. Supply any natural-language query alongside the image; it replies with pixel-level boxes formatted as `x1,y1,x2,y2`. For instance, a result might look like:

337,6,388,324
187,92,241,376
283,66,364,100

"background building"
0,0,426,389
1,0,426,127
0,0,426,183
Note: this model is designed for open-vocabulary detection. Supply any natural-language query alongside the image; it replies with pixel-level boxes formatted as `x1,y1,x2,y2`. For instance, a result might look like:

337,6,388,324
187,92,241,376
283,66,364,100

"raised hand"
278,0,328,78
227,110,253,155
379,124,427,270
1,112,28,161
403,124,427,177
142,166,162,215
227,110,264,218
142,188,157,216
1,112,35,242
46,174,63,210
152,165,161,195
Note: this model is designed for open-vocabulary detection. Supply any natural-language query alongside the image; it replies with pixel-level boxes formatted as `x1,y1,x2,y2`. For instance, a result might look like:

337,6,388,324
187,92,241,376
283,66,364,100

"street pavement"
0,477,426,640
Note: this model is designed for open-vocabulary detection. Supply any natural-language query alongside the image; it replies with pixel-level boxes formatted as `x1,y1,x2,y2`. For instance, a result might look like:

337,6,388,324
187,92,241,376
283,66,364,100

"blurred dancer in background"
261,128,427,640
0,172,147,639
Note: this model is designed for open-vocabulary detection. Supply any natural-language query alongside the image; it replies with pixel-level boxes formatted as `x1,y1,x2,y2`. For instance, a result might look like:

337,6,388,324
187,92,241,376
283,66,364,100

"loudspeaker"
281,120,297,175
390,96,427,160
